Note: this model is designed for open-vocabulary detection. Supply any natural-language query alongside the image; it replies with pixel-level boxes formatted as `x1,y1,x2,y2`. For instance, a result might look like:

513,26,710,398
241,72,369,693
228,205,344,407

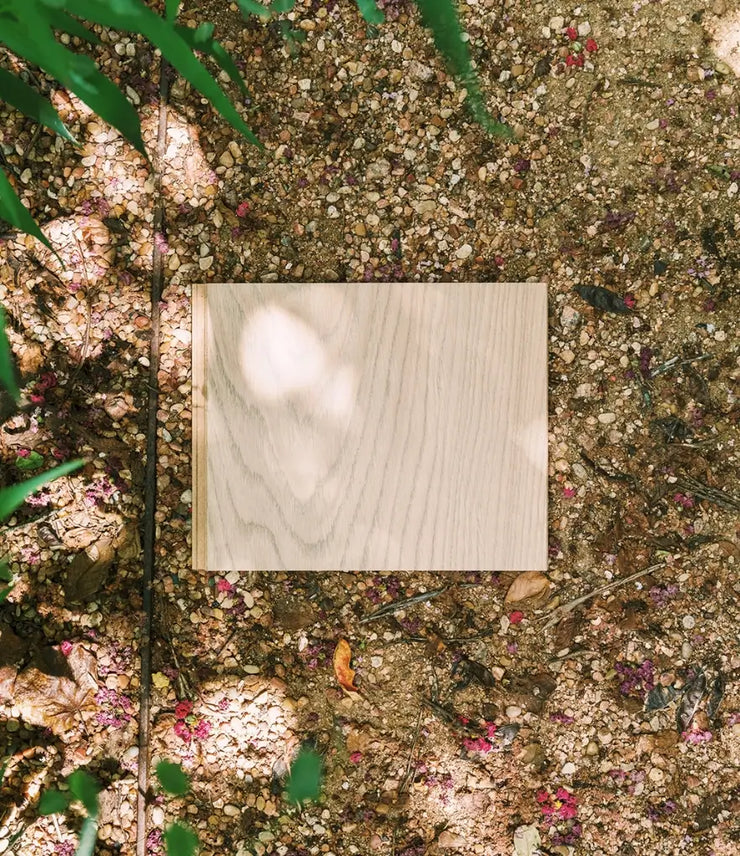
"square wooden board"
193,282,547,571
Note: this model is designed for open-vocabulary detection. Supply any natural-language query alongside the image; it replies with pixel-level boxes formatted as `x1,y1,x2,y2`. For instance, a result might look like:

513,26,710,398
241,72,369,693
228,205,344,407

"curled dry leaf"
677,668,706,733
333,639,360,699
504,571,550,604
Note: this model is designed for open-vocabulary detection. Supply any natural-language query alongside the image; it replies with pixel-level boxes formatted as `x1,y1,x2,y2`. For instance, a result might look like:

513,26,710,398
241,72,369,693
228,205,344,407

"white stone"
549,16,564,30
456,243,474,260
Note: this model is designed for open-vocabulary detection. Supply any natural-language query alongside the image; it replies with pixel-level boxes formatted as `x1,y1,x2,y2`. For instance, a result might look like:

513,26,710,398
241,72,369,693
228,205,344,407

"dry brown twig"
540,561,667,630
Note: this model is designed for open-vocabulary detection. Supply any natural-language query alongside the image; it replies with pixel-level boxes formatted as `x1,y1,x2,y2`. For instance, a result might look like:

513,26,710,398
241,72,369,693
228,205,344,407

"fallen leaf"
574,284,631,314
707,672,725,722
152,671,171,690
677,669,706,733
513,824,542,856
64,539,116,604
11,645,98,735
504,572,550,604
333,639,360,698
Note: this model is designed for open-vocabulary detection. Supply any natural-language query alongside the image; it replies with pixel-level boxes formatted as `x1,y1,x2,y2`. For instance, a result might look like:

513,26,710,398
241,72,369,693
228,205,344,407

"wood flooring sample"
193,282,547,571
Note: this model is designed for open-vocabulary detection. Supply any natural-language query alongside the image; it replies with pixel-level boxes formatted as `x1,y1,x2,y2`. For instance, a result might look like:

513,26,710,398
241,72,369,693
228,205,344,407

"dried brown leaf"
11,645,98,735
504,572,550,604
333,639,360,699
64,539,116,604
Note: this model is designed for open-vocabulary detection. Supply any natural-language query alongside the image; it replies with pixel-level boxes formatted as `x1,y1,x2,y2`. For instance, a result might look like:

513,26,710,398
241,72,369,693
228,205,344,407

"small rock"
298,78,311,91
549,16,564,30
511,64,525,77
366,158,391,180
506,705,522,718
585,740,599,756
561,762,576,776
223,804,240,817
682,615,696,629
598,412,617,424
455,243,473,260
409,60,434,81
560,305,581,330
577,21,591,36
219,150,234,168
438,830,467,849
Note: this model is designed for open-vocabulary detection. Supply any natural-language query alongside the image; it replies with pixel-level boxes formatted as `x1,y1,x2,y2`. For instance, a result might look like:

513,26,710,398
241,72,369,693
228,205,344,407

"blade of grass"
165,0,181,22
175,24,250,95
64,0,261,147
44,8,101,44
0,67,77,143
0,304,21,402
74,816,98,856
234,0,271,20
0,459,84,522
354,0,385,25
0,167,54,250
413,0,513,138
1,15,147,156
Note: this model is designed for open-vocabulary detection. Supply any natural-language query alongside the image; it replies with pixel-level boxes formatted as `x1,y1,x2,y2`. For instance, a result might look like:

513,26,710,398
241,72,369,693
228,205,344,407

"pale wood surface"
193,282,547,571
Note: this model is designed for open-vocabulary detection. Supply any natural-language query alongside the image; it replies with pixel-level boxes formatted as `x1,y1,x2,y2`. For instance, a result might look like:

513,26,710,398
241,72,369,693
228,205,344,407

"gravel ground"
1,0,739,854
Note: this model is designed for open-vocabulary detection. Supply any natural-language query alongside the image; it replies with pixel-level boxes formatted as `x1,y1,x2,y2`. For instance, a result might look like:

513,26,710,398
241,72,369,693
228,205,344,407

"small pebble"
561,762,576,776
455,243,473,260
682,615,696,629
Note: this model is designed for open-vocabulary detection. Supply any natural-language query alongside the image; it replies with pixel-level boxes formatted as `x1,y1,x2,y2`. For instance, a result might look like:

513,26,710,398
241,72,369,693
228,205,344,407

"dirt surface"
1,0,739,854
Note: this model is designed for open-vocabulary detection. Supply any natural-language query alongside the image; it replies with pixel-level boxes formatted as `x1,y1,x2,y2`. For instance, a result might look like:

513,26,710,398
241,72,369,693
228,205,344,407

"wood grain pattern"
193,282,547,571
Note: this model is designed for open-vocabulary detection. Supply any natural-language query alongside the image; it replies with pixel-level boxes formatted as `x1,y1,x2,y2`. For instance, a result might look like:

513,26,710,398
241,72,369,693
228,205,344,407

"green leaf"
16,451,45,471
68,769,100,818
0,459,84,522
74,816,98,856
0,13,147,157
64,0,261,147
44,8,101,44
270,0,295,12
0,304,20,402
285,745,322,805
165,0,180,22
234,0,271,19
156,761,190,796
413,0,513,139
164,822,199,856
354,0,384,24
0,167,54,250
0,565,13,605
39,789,71,815
175,25,249,95
0,67,77,143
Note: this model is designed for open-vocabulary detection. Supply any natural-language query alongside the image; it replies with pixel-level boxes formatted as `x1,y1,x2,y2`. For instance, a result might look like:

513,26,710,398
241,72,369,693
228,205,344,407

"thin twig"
399,705,423,796
540,562,667,630
359,587,449,623
674,475,740,511
136,57,170,856
650,353,711,379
